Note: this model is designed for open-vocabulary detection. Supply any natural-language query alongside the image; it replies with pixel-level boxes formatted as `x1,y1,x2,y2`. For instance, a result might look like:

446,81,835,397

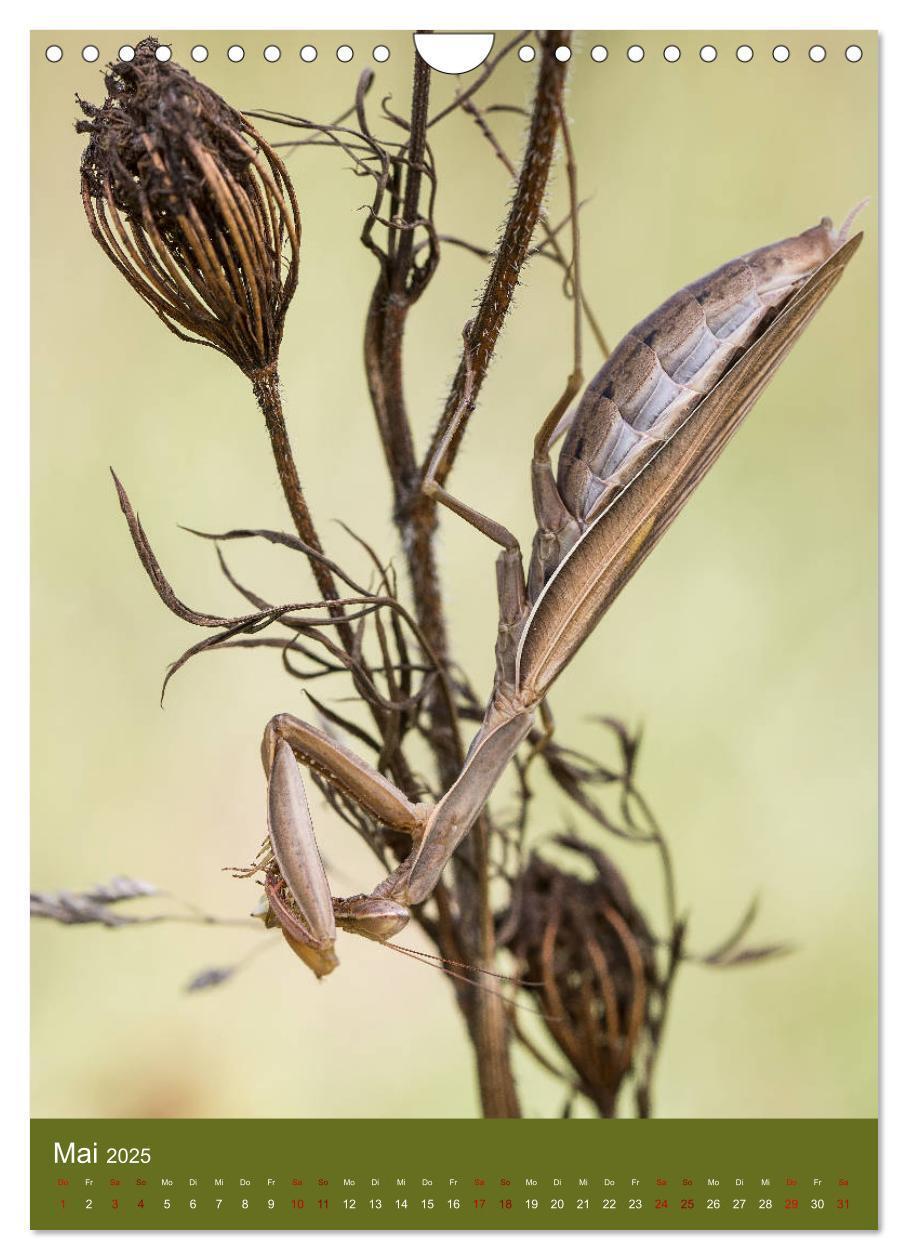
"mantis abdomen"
527,210,865,601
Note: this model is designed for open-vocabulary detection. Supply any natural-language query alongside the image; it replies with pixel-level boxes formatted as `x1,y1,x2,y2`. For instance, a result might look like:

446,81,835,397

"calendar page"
29,26,877,1232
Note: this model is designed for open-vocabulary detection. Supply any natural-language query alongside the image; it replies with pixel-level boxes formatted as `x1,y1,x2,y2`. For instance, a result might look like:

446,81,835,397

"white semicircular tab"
413,32,494,74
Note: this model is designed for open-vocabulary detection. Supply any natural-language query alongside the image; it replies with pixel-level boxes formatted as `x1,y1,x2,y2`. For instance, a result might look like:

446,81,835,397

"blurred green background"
31,30,877,1119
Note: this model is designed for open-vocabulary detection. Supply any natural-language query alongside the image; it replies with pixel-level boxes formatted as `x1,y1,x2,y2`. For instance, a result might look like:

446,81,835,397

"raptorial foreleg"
260,713,428,976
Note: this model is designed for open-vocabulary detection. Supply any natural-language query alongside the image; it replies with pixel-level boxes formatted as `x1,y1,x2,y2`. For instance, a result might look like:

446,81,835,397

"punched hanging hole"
627,45,645,63
227,45,245,63
337,45,354,62
663,45,681,62
413,33,494,74
809,45,826,62
700,45,717,62
845,45,863,62
81,45,100,63
772,45,790,63
591,45,608,63
45,44,63,62
264,45,281,63
300,45,317,63
518,44,536,62
118,44,136,62
373,45,390,62
191,45,208,62
736,45,754,62
155,45,172,62
555,45,571,62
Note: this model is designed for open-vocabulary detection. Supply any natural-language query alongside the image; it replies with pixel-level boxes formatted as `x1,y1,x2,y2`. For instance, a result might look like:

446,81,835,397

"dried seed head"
77,37,300,377
504,838,657,1116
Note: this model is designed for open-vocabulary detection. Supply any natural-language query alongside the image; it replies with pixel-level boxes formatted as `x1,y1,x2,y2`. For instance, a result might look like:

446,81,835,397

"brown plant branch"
419,32,572,494
250,367,350,631
427,31,528,128
461,97,610,360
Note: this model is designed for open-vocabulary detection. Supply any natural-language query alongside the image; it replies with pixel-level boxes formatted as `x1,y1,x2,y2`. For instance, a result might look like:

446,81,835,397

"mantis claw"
266,739,338,977
264,871,339,979
261,717,421,976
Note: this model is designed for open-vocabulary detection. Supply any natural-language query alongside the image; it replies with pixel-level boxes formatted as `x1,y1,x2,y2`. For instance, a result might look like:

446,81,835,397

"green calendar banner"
31,1119,877,1230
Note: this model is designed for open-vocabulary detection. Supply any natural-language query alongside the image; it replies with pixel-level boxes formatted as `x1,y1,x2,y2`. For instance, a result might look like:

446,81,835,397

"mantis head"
334,894,411,942
263,874,411,979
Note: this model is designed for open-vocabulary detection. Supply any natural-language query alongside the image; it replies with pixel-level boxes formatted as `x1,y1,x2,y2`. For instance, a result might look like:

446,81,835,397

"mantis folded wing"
518,231,864,696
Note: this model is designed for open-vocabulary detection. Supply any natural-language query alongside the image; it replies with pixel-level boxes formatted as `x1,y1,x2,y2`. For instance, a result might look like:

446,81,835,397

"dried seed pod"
77,37,300,377
503,839,657,1116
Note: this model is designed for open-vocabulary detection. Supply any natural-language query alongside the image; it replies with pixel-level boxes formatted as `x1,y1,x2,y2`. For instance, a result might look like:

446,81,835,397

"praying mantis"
257,211,864,979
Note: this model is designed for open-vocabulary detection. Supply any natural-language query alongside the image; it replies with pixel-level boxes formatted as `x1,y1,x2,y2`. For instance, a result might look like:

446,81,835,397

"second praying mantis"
124,209,864,979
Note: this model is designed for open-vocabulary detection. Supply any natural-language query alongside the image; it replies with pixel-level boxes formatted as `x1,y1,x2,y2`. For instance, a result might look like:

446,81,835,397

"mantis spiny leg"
261,714,427,975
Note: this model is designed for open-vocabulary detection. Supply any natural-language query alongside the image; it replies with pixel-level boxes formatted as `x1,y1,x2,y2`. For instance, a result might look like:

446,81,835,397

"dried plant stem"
420,32,572,494
251,367,354,653
462,98,610,361
470,816,523,1117
400,30,572,769
426,33,570,1119
378,33,570,1118
363,56,429,522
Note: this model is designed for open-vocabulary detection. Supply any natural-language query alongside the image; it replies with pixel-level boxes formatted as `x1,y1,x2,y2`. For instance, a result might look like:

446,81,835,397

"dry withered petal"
503,838,658,1116
77,36,300,376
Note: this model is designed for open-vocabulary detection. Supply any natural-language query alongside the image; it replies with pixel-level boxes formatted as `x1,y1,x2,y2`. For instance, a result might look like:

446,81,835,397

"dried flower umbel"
77,37,299,376
502,838,659,1117
76,39,345,611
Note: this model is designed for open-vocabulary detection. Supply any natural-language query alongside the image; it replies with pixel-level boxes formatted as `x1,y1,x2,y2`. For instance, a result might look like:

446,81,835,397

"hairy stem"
420,32,572,492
